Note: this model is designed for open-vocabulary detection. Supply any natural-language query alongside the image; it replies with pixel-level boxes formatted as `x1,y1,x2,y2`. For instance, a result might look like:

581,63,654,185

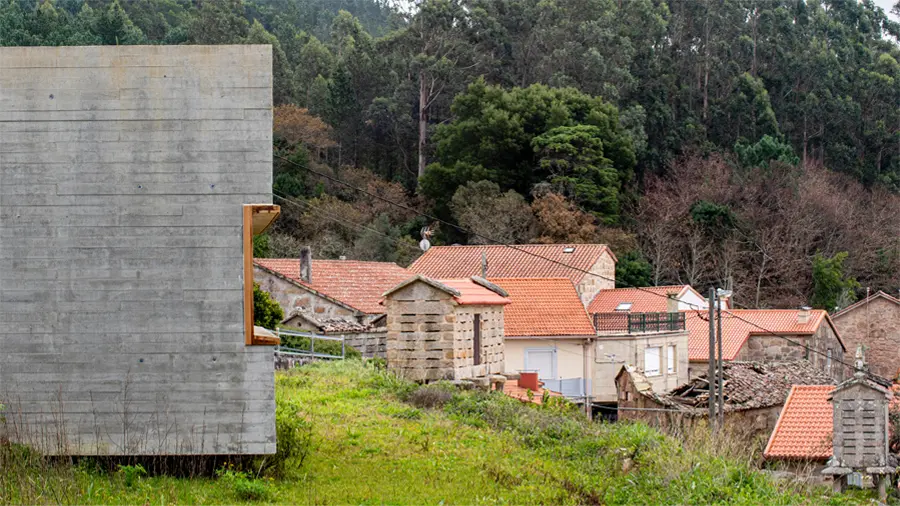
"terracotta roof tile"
254,258,410,314
490,278,596,337
437,278,510,306
588,285,697,313
409,244,614,284
686,309,828,361
764,385,834,460
499,381,562,404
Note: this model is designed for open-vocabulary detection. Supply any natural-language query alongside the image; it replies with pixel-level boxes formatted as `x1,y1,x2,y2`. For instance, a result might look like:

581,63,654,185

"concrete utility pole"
708,287,716,431
717,295,724,428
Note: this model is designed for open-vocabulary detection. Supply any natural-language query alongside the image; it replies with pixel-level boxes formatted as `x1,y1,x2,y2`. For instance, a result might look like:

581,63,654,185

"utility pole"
708,287,716,432
717,293,724,429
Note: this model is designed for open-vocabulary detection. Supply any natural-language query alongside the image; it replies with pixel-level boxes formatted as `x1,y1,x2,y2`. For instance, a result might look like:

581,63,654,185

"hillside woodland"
4,0,900,309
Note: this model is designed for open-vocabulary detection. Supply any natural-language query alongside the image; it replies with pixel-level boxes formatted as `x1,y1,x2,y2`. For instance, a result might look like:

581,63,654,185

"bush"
253,283,283,329
256,398,313,478
216,468,270,501
117,464,146,488
407,384,455,409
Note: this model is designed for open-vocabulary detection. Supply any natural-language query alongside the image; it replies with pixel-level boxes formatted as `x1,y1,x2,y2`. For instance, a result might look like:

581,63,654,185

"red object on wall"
518,371,539,391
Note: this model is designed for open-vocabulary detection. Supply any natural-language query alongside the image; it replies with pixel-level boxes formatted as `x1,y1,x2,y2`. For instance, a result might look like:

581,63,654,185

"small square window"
563,247,576,253
615,302,633,312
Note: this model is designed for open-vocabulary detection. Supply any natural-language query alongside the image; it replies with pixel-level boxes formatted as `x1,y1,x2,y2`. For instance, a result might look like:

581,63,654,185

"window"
667,345,676,374
473,314,482,365
243,204,280,345
563,247,576,253
615,302,633,312
644,346,661,376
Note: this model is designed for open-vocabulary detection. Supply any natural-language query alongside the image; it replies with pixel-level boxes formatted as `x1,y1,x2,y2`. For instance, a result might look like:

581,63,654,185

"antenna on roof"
419,225,433,252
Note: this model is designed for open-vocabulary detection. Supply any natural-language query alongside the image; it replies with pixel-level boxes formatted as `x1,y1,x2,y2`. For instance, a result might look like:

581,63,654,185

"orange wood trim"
243,205,254,345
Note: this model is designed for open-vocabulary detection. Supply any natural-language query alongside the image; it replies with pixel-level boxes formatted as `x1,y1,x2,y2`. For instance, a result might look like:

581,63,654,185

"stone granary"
0,45,278,455
382,276,508,382
822,350,896,499
831,291,900,380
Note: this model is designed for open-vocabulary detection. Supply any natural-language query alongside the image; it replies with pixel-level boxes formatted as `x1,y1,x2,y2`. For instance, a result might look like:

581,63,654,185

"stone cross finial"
854,344,867,378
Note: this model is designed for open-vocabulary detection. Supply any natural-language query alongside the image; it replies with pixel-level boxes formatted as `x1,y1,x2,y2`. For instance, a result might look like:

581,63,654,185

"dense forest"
3,0,900,309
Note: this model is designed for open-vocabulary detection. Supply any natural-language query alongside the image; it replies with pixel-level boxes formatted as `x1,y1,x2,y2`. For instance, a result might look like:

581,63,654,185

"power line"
271,154,892,384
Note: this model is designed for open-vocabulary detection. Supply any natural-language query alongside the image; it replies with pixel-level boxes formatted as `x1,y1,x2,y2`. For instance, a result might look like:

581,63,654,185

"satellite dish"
419,239,431,252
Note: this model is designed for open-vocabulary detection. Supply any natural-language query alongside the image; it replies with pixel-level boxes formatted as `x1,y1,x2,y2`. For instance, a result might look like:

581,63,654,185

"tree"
422,79,635,226
530,191,599,244
449,180,535,244
615,251,653,288
810,252,860,311
735,135,800,169
253,283,284,330
186,0,248,44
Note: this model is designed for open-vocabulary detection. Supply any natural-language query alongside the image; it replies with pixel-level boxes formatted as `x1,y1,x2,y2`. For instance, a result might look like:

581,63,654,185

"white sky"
872,0,899,20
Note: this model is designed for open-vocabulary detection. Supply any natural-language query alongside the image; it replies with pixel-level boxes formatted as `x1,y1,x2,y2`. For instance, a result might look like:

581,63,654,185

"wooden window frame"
243,204,281,345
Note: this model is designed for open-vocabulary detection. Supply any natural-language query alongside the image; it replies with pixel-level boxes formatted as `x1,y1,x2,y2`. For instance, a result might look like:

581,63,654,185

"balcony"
593,311,686,334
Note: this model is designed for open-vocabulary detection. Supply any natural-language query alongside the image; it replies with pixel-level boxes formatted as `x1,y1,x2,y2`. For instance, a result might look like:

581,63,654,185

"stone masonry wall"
0,46,275,455
575,250,616,306
833,297,900,380
735,325,844,382
453,304,505,379
384,281,458,382
253,266,361,322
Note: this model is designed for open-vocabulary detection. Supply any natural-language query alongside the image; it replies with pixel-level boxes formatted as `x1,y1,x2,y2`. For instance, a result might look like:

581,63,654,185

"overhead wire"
271,153,892,385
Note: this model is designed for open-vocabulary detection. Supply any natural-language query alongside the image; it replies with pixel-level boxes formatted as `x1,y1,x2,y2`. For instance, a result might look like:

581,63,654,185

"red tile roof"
832,290,900,318
686,309,832,361
437,278,510,306
408,244,615,284
490,278,596,337
588,285,698,313
254,258,411,314
764,385,834,460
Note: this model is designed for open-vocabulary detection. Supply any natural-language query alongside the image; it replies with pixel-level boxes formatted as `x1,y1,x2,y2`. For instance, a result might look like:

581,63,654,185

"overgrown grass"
0,360,884,504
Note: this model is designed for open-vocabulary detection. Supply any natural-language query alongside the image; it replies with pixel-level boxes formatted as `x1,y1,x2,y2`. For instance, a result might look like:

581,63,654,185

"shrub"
117,464,146,488
217,468,270,501
253,283,283,329
407,384,455,409
256,398,313,478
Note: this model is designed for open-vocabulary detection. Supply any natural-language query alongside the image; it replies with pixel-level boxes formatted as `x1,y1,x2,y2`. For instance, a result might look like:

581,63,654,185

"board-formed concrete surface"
0,45,275,455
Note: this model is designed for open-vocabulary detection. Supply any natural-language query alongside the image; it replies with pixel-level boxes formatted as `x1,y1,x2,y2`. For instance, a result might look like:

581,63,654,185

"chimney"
666,292,679,313
798,306,811,324
481,250,488,278
299,247,312,284
518,371,539,391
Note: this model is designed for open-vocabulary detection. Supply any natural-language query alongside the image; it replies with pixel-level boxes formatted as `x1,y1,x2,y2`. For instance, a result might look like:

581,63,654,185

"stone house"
254,255,410,326
382,276,509,381
590,288,691,404
489,278,597,399
685,309,846,382
831,291,900,380
0,45,277,455
617,361,834,441
280,312,386,358
409,244,617,306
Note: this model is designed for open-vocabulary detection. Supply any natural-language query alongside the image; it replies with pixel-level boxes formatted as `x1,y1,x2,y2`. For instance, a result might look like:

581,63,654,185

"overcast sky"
872,0,898,19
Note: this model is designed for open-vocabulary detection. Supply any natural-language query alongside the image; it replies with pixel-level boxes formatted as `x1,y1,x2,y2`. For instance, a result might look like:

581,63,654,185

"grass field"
0,360,880,504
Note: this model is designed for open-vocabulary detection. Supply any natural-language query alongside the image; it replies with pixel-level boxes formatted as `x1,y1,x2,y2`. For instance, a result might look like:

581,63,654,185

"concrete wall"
505,339,584,380
575,250,616,305
833,298,900,380
0,46,275,455
254,267,363,322
595,331,689,403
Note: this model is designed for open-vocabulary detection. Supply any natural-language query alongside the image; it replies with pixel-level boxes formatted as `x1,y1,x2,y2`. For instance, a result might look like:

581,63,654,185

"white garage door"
525,348,557,380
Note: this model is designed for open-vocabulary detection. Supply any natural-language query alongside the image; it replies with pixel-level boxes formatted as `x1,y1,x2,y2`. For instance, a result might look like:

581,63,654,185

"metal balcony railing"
593,311,686,334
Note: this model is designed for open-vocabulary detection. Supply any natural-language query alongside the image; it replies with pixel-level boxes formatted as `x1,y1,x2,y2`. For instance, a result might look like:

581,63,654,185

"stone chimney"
666,292,679,313
797,306,811,324
481,250,488,278
299,247,312,284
